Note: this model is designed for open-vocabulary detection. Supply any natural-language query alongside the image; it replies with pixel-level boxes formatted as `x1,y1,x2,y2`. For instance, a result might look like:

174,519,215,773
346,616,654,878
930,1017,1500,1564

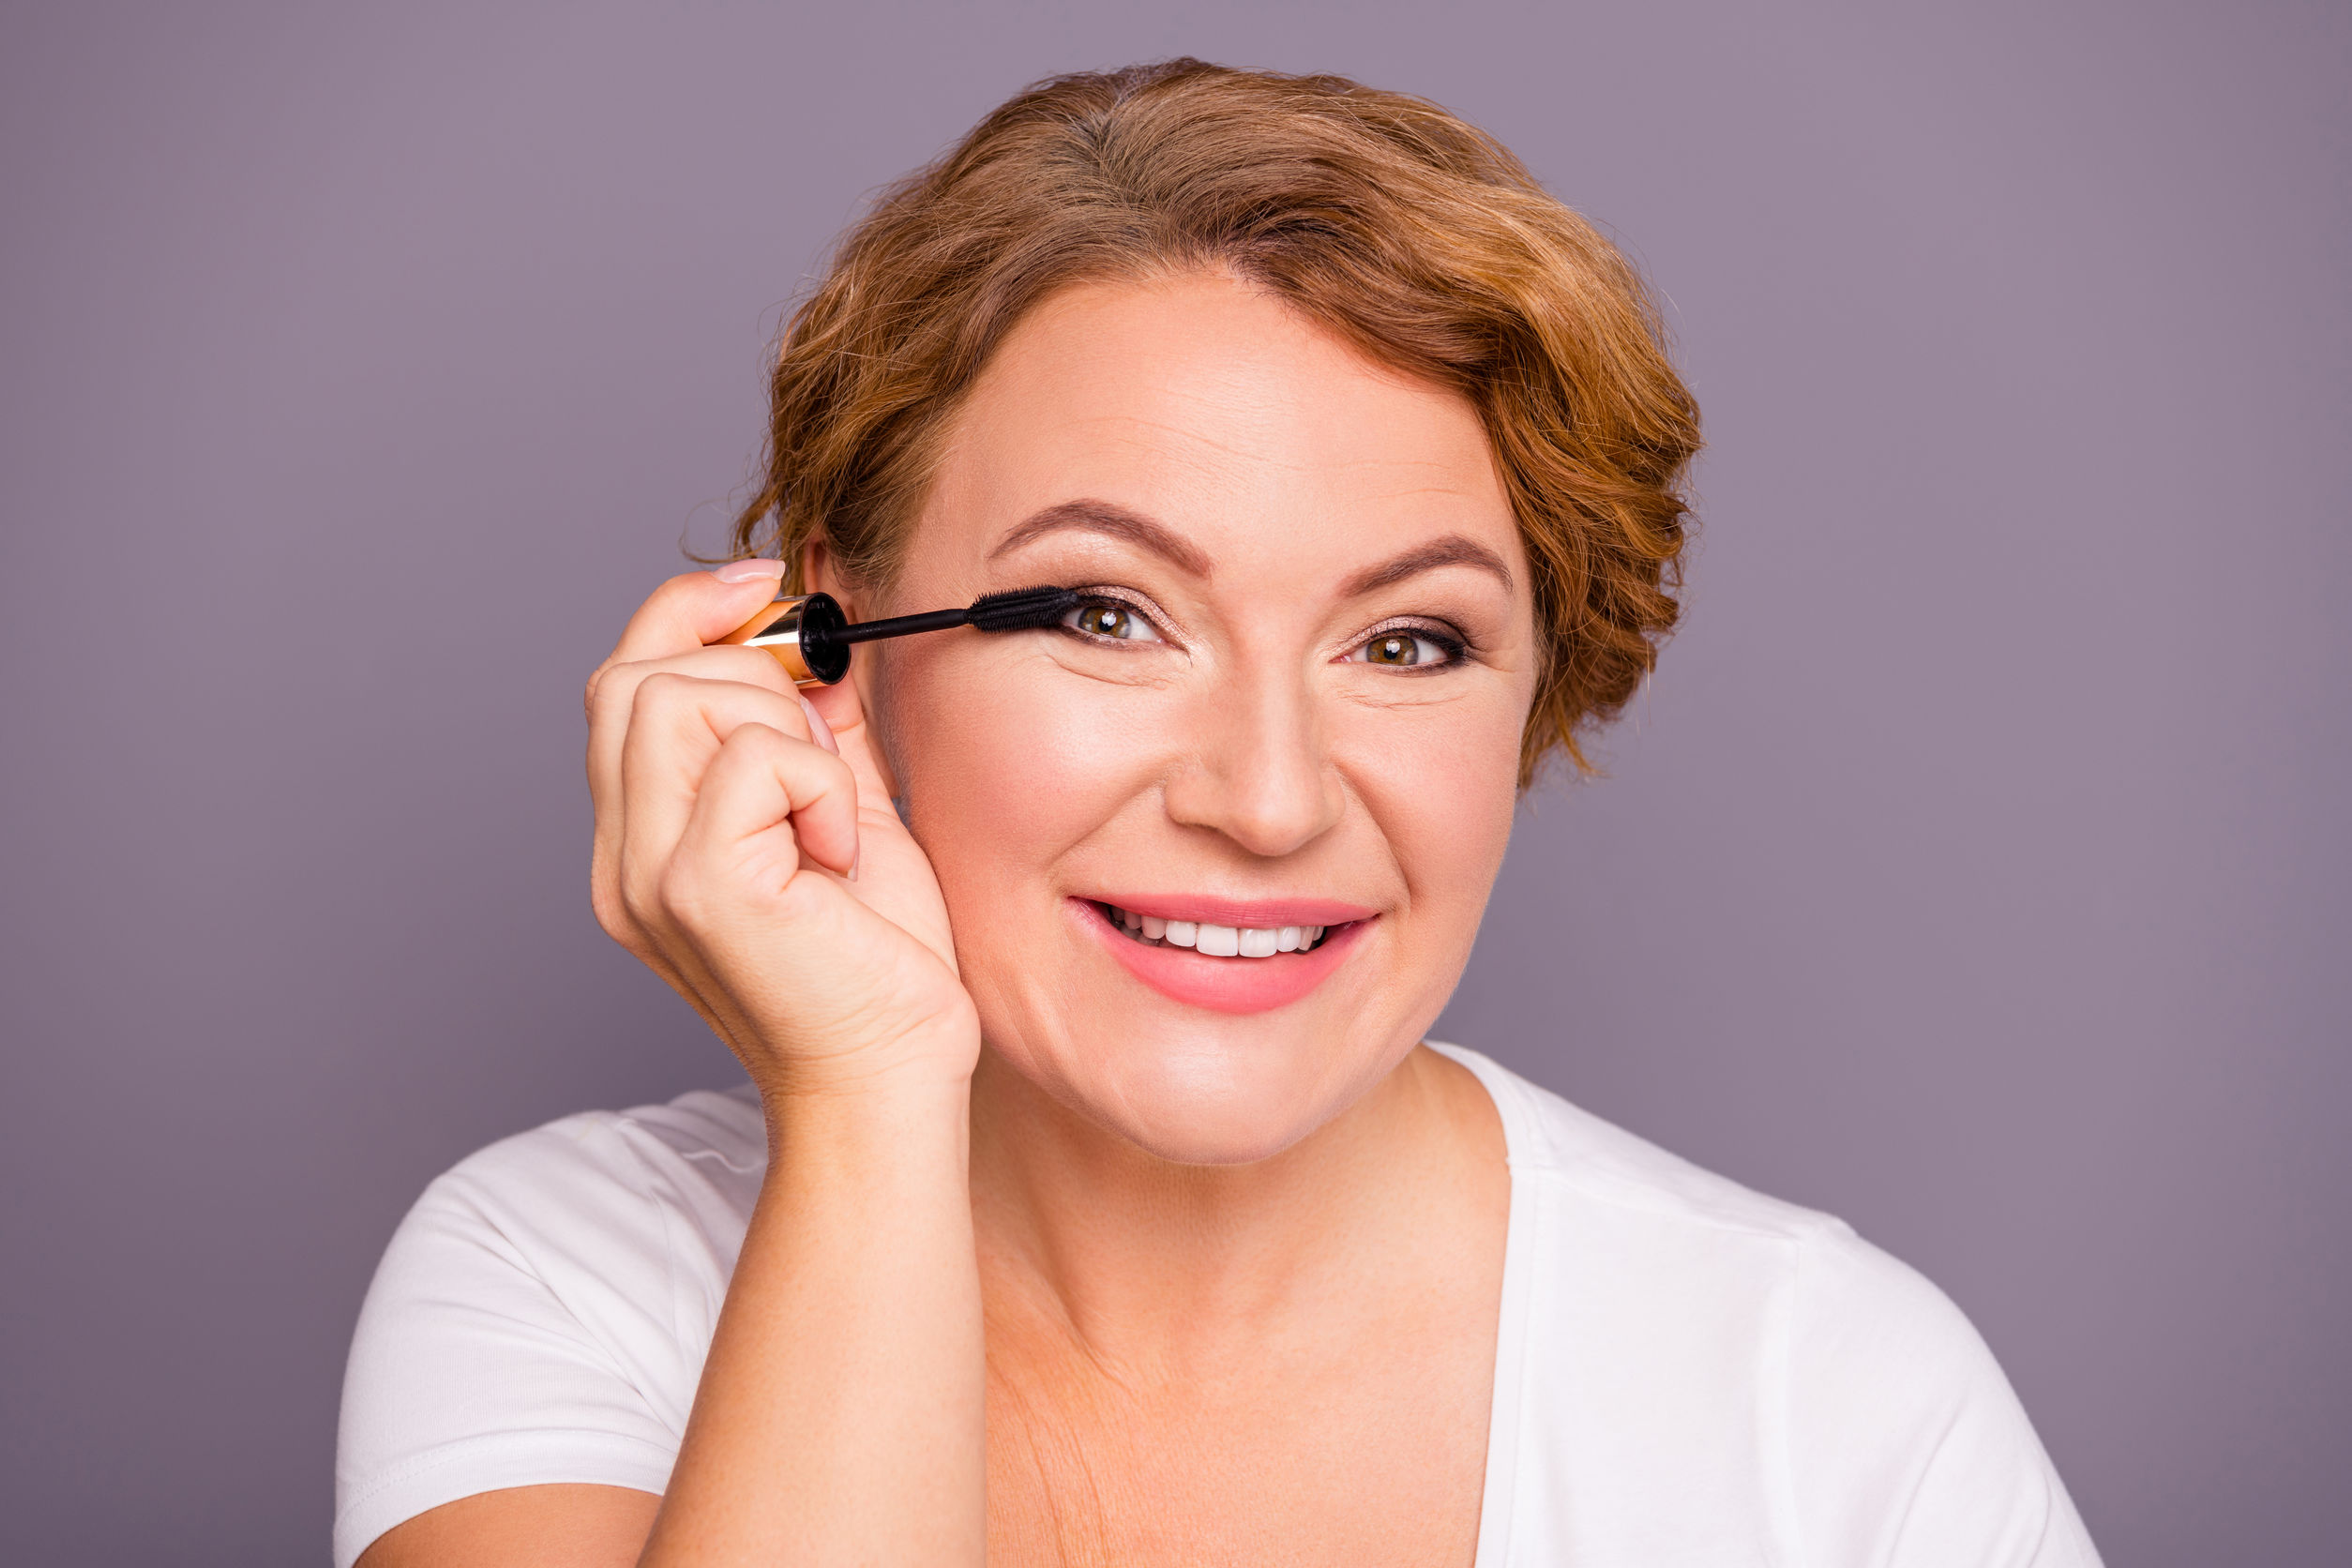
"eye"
1063,599,1164,642
1347,627,1462,669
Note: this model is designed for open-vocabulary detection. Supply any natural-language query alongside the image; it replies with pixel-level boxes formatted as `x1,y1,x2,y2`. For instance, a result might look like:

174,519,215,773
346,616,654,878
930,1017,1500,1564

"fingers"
798,661,906,810
615,673,816,875
585,563,790,715
613,674,857,938
583,564,903,815
587,646,799,825
671,722,863,907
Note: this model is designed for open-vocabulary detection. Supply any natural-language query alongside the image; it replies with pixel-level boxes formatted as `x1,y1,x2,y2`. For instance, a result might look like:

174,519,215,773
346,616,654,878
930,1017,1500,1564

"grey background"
2,1,2344,1560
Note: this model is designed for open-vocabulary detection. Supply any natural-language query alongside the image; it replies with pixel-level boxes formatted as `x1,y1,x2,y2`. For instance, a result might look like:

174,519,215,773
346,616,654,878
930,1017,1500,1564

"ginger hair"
731,58,1701,783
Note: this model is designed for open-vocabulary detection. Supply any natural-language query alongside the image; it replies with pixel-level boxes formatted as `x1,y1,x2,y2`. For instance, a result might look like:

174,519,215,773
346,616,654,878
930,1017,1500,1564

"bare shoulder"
357,1485,658,1568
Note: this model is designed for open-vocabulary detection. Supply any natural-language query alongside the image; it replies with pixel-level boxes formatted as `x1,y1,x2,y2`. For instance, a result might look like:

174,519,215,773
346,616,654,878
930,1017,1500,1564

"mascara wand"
715,582,1082,686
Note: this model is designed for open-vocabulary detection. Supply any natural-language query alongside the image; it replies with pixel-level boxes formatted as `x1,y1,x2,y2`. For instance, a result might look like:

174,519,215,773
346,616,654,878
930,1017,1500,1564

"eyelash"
1059,590,1165,644
1056,592,1471,671
1346,618,1470,672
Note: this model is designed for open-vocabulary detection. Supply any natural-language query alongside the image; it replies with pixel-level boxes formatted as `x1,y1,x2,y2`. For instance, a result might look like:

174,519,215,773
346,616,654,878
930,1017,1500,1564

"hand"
585,565,979,1099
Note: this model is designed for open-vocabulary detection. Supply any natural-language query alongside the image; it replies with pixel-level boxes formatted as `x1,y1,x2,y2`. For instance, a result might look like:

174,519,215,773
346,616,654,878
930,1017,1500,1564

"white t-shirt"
336,1045,2102,1566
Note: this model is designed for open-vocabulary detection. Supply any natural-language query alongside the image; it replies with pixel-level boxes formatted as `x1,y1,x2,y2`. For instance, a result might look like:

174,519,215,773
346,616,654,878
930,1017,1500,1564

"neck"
965,1043,1503,1373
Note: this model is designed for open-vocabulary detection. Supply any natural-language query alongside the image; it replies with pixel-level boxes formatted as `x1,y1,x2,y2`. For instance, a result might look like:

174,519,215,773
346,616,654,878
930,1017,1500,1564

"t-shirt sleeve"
333,1116,699,1568
1785,1224,2103,1568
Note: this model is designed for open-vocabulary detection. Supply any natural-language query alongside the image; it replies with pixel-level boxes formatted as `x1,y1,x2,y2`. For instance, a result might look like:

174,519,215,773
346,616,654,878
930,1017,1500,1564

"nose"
1161,660,1347,858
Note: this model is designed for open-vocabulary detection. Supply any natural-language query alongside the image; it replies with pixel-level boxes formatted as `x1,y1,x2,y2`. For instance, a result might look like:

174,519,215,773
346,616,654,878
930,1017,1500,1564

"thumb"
607,561,792,665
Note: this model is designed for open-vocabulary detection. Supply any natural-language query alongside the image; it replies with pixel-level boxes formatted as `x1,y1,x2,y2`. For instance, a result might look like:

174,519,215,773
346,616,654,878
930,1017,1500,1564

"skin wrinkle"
1083,415,1481,486
1030,361,1483,484
991,400,1294,482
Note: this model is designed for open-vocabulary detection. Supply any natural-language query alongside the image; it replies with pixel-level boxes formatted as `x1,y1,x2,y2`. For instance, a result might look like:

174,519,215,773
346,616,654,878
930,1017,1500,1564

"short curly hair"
730,58,1701,783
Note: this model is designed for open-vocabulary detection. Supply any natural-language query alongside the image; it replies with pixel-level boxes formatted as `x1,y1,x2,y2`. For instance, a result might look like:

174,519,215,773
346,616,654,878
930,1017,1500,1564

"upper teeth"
1110,905,1326,957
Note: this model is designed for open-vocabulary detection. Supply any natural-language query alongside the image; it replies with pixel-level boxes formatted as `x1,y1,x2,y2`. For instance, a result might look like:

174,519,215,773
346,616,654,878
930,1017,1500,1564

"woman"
337,60,2101,1566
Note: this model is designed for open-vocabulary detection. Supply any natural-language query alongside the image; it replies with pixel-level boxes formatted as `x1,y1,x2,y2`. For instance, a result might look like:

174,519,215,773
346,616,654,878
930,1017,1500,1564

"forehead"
920,272,1520,580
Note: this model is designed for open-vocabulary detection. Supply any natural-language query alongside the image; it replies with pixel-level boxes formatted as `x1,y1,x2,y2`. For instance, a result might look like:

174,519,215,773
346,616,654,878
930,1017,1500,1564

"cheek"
877,641,1528,1164
882,648,1164,897
1348,695,1525,886
1333,690,1528,1035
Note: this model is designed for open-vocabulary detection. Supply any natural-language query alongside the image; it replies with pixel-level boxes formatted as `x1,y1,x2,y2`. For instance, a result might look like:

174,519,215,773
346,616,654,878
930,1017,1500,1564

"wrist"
753,1048,973,1167
740,1006,979,1102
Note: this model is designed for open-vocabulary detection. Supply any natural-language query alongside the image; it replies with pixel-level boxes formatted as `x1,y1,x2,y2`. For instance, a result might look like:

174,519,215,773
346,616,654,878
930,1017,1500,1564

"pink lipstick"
1069,897,1374,1015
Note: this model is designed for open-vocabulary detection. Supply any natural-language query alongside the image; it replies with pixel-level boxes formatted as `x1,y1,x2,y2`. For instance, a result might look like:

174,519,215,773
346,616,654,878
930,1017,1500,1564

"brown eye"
1062,600,1164,642
1346,628,1461,670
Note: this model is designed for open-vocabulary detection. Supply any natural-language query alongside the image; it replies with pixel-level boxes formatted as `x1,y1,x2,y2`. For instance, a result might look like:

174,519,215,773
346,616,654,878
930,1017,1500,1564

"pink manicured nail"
798,696,839,756
714,558,786,585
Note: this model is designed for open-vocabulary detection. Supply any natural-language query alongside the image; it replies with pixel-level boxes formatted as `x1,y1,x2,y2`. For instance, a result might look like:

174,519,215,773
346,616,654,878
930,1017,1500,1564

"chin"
1018,1026,1399,1167
1099,1095,1324,1168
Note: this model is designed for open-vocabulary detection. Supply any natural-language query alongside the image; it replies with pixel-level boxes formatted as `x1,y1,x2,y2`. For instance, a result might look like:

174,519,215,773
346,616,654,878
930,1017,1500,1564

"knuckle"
618,868,666,931
590,877,633,942
583,654,638,716
588,660,653,726
655,856,716,927
816,748,858,798
628,671,698,726
729,717,790,756
592,858,661,954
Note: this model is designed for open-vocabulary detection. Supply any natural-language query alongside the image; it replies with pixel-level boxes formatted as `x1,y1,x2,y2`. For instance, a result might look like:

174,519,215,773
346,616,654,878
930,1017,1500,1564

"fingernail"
798,696,839,755
848,846,860,883
715,558,786,585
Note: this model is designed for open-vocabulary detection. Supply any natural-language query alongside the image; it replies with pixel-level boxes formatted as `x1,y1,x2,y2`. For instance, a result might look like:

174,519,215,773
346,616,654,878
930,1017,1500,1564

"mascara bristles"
966,584,1081,632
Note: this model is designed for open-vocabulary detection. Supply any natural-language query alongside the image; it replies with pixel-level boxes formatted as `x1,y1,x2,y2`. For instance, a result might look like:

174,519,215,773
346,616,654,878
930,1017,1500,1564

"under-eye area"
1097,901,1334,957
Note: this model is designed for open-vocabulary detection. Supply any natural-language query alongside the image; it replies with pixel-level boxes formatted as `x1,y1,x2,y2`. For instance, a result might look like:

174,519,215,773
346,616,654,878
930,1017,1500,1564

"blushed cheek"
1348,704,1522,962
1430,739,1518,884
887,656,1167,915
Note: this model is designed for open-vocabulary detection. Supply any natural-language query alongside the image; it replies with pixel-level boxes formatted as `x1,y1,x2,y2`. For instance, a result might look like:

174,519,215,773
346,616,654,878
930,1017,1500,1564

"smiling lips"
1072,895,1377,1015
1101,901,1330,957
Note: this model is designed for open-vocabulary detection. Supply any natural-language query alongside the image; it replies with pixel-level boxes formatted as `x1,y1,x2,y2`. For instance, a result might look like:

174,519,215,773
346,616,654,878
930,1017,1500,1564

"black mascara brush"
715,582,1083,686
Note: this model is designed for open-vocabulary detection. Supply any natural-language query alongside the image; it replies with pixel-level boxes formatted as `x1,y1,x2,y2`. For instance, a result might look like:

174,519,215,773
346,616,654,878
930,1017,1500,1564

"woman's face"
838,271,1537,1164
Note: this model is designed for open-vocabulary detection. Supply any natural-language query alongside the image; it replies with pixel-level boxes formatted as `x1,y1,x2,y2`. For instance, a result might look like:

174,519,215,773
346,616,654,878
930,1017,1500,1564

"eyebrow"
988,499,1513,598
1338,535,1515,598
989,499,1215,578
